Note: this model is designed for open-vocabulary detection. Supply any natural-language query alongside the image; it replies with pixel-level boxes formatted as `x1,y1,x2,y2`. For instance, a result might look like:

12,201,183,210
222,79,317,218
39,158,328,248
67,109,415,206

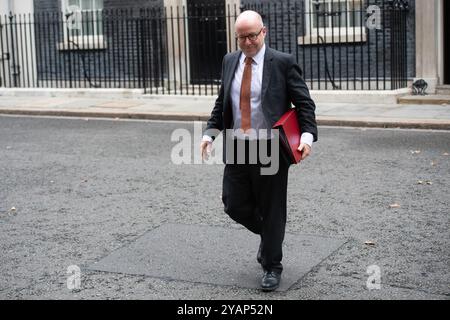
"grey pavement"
0,115,449,300
0,94,449,129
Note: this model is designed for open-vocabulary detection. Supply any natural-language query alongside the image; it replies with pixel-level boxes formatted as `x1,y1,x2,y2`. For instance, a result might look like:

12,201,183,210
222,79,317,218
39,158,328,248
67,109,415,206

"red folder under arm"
272,109,302,164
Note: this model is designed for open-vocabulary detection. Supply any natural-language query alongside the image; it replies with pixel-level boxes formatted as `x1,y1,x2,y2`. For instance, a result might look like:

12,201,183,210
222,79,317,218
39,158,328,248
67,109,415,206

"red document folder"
272,109,302,164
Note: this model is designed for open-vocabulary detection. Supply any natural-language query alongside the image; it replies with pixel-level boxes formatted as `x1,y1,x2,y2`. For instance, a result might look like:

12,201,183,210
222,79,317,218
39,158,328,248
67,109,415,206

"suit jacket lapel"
261,47,274,108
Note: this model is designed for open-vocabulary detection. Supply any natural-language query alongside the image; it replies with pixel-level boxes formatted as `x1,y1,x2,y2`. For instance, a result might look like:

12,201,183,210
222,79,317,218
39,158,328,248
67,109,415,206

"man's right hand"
200,140,212,160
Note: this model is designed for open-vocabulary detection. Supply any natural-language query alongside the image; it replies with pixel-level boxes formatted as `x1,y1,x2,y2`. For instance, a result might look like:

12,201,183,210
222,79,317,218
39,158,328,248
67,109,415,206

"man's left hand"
297,143,311,160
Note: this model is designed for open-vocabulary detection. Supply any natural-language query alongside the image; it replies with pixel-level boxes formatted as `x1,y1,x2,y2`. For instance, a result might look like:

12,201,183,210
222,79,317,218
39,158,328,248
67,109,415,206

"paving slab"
9,97,72,108
94,100,144,109
87,223,347,291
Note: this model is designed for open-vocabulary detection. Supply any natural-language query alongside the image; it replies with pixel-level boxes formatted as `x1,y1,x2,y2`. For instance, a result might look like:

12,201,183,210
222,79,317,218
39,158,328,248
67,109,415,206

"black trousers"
222,139,290,273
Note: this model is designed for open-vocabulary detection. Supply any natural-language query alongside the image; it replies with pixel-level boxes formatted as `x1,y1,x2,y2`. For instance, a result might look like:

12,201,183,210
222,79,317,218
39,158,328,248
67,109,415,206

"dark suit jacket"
204,46,318,163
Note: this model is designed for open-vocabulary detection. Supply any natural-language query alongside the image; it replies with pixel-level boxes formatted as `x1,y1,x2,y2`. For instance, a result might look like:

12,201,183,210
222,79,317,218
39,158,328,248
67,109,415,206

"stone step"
436,85,450,95
398,94,450,105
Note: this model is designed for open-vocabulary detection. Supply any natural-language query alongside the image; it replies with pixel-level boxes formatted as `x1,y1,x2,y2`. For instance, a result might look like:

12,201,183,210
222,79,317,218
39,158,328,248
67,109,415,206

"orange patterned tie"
240,57,253,132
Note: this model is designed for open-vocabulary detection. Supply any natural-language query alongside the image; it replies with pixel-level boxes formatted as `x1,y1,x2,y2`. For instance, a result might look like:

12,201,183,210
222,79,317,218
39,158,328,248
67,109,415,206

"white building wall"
1,0,34,15
415,0,445,92
0,0,36,88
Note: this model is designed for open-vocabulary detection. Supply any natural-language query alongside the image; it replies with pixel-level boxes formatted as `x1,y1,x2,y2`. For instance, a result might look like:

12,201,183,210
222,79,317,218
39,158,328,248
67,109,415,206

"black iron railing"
0,0,411,93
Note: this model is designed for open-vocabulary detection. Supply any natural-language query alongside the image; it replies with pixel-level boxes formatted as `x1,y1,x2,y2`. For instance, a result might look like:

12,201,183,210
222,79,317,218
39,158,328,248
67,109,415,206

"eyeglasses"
236,28,264,42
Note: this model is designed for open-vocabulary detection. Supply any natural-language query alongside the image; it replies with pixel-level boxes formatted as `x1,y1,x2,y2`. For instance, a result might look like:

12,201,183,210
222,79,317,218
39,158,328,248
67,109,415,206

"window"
299,0,366,45
59,0,105,50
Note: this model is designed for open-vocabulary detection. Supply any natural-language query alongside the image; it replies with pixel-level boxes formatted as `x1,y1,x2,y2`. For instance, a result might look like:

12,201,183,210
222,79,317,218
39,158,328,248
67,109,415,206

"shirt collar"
240,44,266,66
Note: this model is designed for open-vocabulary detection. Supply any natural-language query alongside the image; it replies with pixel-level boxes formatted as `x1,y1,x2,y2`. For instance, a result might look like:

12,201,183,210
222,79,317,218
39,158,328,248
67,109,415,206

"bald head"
235,10,266,57
235,10,264,30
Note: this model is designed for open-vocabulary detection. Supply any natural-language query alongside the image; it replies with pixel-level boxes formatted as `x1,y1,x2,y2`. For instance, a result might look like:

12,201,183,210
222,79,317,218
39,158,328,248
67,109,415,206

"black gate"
389,0,410,89
1,1,414,93
187,0,227,85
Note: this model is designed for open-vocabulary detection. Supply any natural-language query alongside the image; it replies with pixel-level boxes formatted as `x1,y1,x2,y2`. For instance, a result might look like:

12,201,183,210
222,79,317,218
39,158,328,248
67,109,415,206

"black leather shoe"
261,271,281,292
257,242,262,264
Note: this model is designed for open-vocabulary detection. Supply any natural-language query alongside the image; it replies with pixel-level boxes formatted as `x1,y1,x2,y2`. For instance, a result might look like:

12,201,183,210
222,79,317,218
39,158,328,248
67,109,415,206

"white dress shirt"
231,44,268,136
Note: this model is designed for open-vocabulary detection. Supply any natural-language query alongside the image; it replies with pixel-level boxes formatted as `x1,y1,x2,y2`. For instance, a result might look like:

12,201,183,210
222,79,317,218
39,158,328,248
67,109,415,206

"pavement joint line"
290,237,353,291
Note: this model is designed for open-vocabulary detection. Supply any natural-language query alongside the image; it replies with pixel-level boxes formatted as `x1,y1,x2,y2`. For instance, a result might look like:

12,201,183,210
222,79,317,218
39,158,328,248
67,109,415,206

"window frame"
58,0,106,50
299,0,367,45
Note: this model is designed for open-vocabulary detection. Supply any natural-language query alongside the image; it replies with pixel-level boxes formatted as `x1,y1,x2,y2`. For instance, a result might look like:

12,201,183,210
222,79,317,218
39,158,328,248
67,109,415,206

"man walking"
200,10,318,291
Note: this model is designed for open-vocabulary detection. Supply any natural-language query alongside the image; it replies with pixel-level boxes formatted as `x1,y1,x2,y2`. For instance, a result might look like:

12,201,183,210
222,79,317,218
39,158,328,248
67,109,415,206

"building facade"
0,0,448,93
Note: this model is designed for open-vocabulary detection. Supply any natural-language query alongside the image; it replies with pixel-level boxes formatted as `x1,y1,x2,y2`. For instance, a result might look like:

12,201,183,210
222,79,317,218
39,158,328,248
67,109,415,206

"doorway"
187,0,227,84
